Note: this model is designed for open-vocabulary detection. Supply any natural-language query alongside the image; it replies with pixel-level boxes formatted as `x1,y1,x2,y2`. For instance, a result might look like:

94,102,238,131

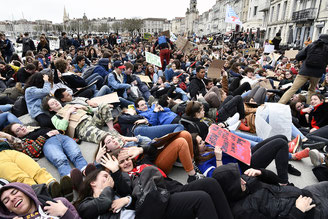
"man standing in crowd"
16,32,35,57
279,34,328,104
60,32,72,52
153,33,173,70
0,33,14,63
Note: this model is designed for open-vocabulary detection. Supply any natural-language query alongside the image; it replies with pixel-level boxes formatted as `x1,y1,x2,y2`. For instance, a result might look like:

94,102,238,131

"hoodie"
0,182,80,219
94,58,111,78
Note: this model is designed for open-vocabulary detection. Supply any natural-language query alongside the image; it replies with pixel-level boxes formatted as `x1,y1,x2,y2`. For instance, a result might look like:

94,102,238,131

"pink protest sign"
205,124,251,165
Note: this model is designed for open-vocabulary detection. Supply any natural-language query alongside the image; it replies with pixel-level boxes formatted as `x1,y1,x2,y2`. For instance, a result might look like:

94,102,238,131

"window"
254,6,258,16
276,4,281,21
282,1,287,19
270,6,275,22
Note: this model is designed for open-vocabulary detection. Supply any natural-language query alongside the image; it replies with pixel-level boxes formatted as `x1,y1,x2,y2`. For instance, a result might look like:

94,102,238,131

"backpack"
131,166,170,219
12,96,28,117
306,41,328,69
158,36,167,45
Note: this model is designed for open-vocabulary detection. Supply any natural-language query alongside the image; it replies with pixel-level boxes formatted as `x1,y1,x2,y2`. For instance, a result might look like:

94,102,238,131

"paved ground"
38,138,319,189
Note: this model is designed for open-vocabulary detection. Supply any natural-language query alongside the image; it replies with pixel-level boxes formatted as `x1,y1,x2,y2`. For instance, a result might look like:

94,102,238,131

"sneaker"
289,135,300,153
187,172,205,183
70,168,83,191
294,148,310,160
228,121,241,131
226,113,240,126
60,176,73,202
238,122,250,132
48,181,61,198
309,149,325,167
302,139,326,150
287,164,301,176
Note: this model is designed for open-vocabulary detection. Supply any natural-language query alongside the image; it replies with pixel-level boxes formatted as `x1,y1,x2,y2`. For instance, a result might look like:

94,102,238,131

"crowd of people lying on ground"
0,31,328,218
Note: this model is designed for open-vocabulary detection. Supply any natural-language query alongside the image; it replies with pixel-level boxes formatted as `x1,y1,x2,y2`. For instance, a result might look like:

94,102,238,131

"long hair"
185,101,203,118
23,72,44,91
74,169,102,208
191,133,215,165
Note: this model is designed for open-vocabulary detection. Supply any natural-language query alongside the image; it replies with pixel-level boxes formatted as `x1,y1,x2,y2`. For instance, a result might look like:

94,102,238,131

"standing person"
279,34,328,104
36,35,50,54
271,32,282,50
0,33,14,63
16,33,36,57
153,33,173,70
59,32,72,52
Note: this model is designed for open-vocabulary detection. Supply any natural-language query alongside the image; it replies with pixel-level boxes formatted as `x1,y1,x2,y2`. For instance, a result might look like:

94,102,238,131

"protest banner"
175,36,195,54
255,43,260,49
170,32,177,42
285,50,299,60
264,45,275,53
198,44,208,51
145,51,162,68
205,125,251,165
143,33,151,40
207,59,225,79
91,92,120,105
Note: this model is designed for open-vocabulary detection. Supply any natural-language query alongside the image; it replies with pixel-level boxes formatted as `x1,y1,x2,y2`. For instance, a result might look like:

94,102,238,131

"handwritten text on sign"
205,125,251,165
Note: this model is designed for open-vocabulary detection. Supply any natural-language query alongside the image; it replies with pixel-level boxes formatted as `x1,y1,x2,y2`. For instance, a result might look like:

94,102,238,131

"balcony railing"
292,8,317,21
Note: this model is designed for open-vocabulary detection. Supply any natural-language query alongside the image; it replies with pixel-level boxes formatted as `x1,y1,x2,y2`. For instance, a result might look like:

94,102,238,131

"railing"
292,8,317,21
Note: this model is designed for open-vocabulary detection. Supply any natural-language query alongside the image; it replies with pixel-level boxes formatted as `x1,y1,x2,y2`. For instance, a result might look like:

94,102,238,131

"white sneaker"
309,149,325,167
226,113,240,126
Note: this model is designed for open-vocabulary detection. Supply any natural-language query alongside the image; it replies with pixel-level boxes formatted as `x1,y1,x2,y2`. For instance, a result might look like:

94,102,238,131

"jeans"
292,124,306,139
42,134,87,176
118,97,133,108
230,130,263,147
133,124,184,139
175,87,189,101
0,112,22,130
0,104,12,112
94,85,112,97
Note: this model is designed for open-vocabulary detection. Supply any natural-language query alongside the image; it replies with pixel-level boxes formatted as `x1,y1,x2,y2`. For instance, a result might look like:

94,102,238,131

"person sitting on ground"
42,96,119,144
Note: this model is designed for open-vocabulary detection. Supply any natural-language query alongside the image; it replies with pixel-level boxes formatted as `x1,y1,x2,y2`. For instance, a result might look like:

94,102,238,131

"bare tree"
111,21,122,34
99,23,109,33
122,18,143,35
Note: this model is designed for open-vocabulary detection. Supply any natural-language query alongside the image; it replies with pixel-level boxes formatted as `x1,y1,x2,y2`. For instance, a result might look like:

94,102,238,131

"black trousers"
239,135,289,184
217,95,245,123
164,178,233,219
306,125,328,144
229,78,251,96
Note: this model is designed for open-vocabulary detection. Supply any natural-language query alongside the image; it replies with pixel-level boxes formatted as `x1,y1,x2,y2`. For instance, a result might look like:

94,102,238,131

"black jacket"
212,163,315,219
181,114,209,140
296,34,328,78
189,75,207,99
118,113,145,136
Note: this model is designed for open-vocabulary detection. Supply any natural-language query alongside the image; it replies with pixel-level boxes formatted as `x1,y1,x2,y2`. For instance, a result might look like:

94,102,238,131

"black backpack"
306,41,328,69
12,96,28,117
132,166,170,219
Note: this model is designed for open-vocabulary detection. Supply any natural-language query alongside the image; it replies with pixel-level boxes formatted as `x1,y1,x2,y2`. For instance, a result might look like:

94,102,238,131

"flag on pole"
225,5,243,26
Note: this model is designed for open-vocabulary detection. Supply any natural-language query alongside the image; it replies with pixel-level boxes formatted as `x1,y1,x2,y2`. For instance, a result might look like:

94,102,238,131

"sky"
0,0,216,23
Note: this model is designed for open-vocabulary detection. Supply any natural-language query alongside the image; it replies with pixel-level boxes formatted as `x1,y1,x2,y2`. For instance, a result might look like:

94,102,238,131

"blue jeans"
94,85,112,97
230,130,263,147
292,124,306,139
133,124,184,139
0,104,12,112
0,112,22,130
119,97,133,108
175,87,189,101
42,134,87,176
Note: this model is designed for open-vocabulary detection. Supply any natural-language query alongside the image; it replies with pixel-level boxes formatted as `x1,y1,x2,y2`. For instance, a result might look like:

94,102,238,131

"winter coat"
189,75,207,99
136,104,178,126
0,182,80,219
308,102,328,129
296,34,328,78
212,163,316,219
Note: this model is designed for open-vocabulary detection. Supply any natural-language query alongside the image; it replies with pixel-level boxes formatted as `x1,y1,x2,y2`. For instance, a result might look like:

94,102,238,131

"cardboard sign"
205,125,251,165
264,45,275,54
91,92,120,105
145,51,162,67
207,59,225,79
285,50,299,59
244,47,256,55
152,131,182,149
137,75,152,83
198,44,208,51
175,36,195,54
266,70,275,77
160,30,170,38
